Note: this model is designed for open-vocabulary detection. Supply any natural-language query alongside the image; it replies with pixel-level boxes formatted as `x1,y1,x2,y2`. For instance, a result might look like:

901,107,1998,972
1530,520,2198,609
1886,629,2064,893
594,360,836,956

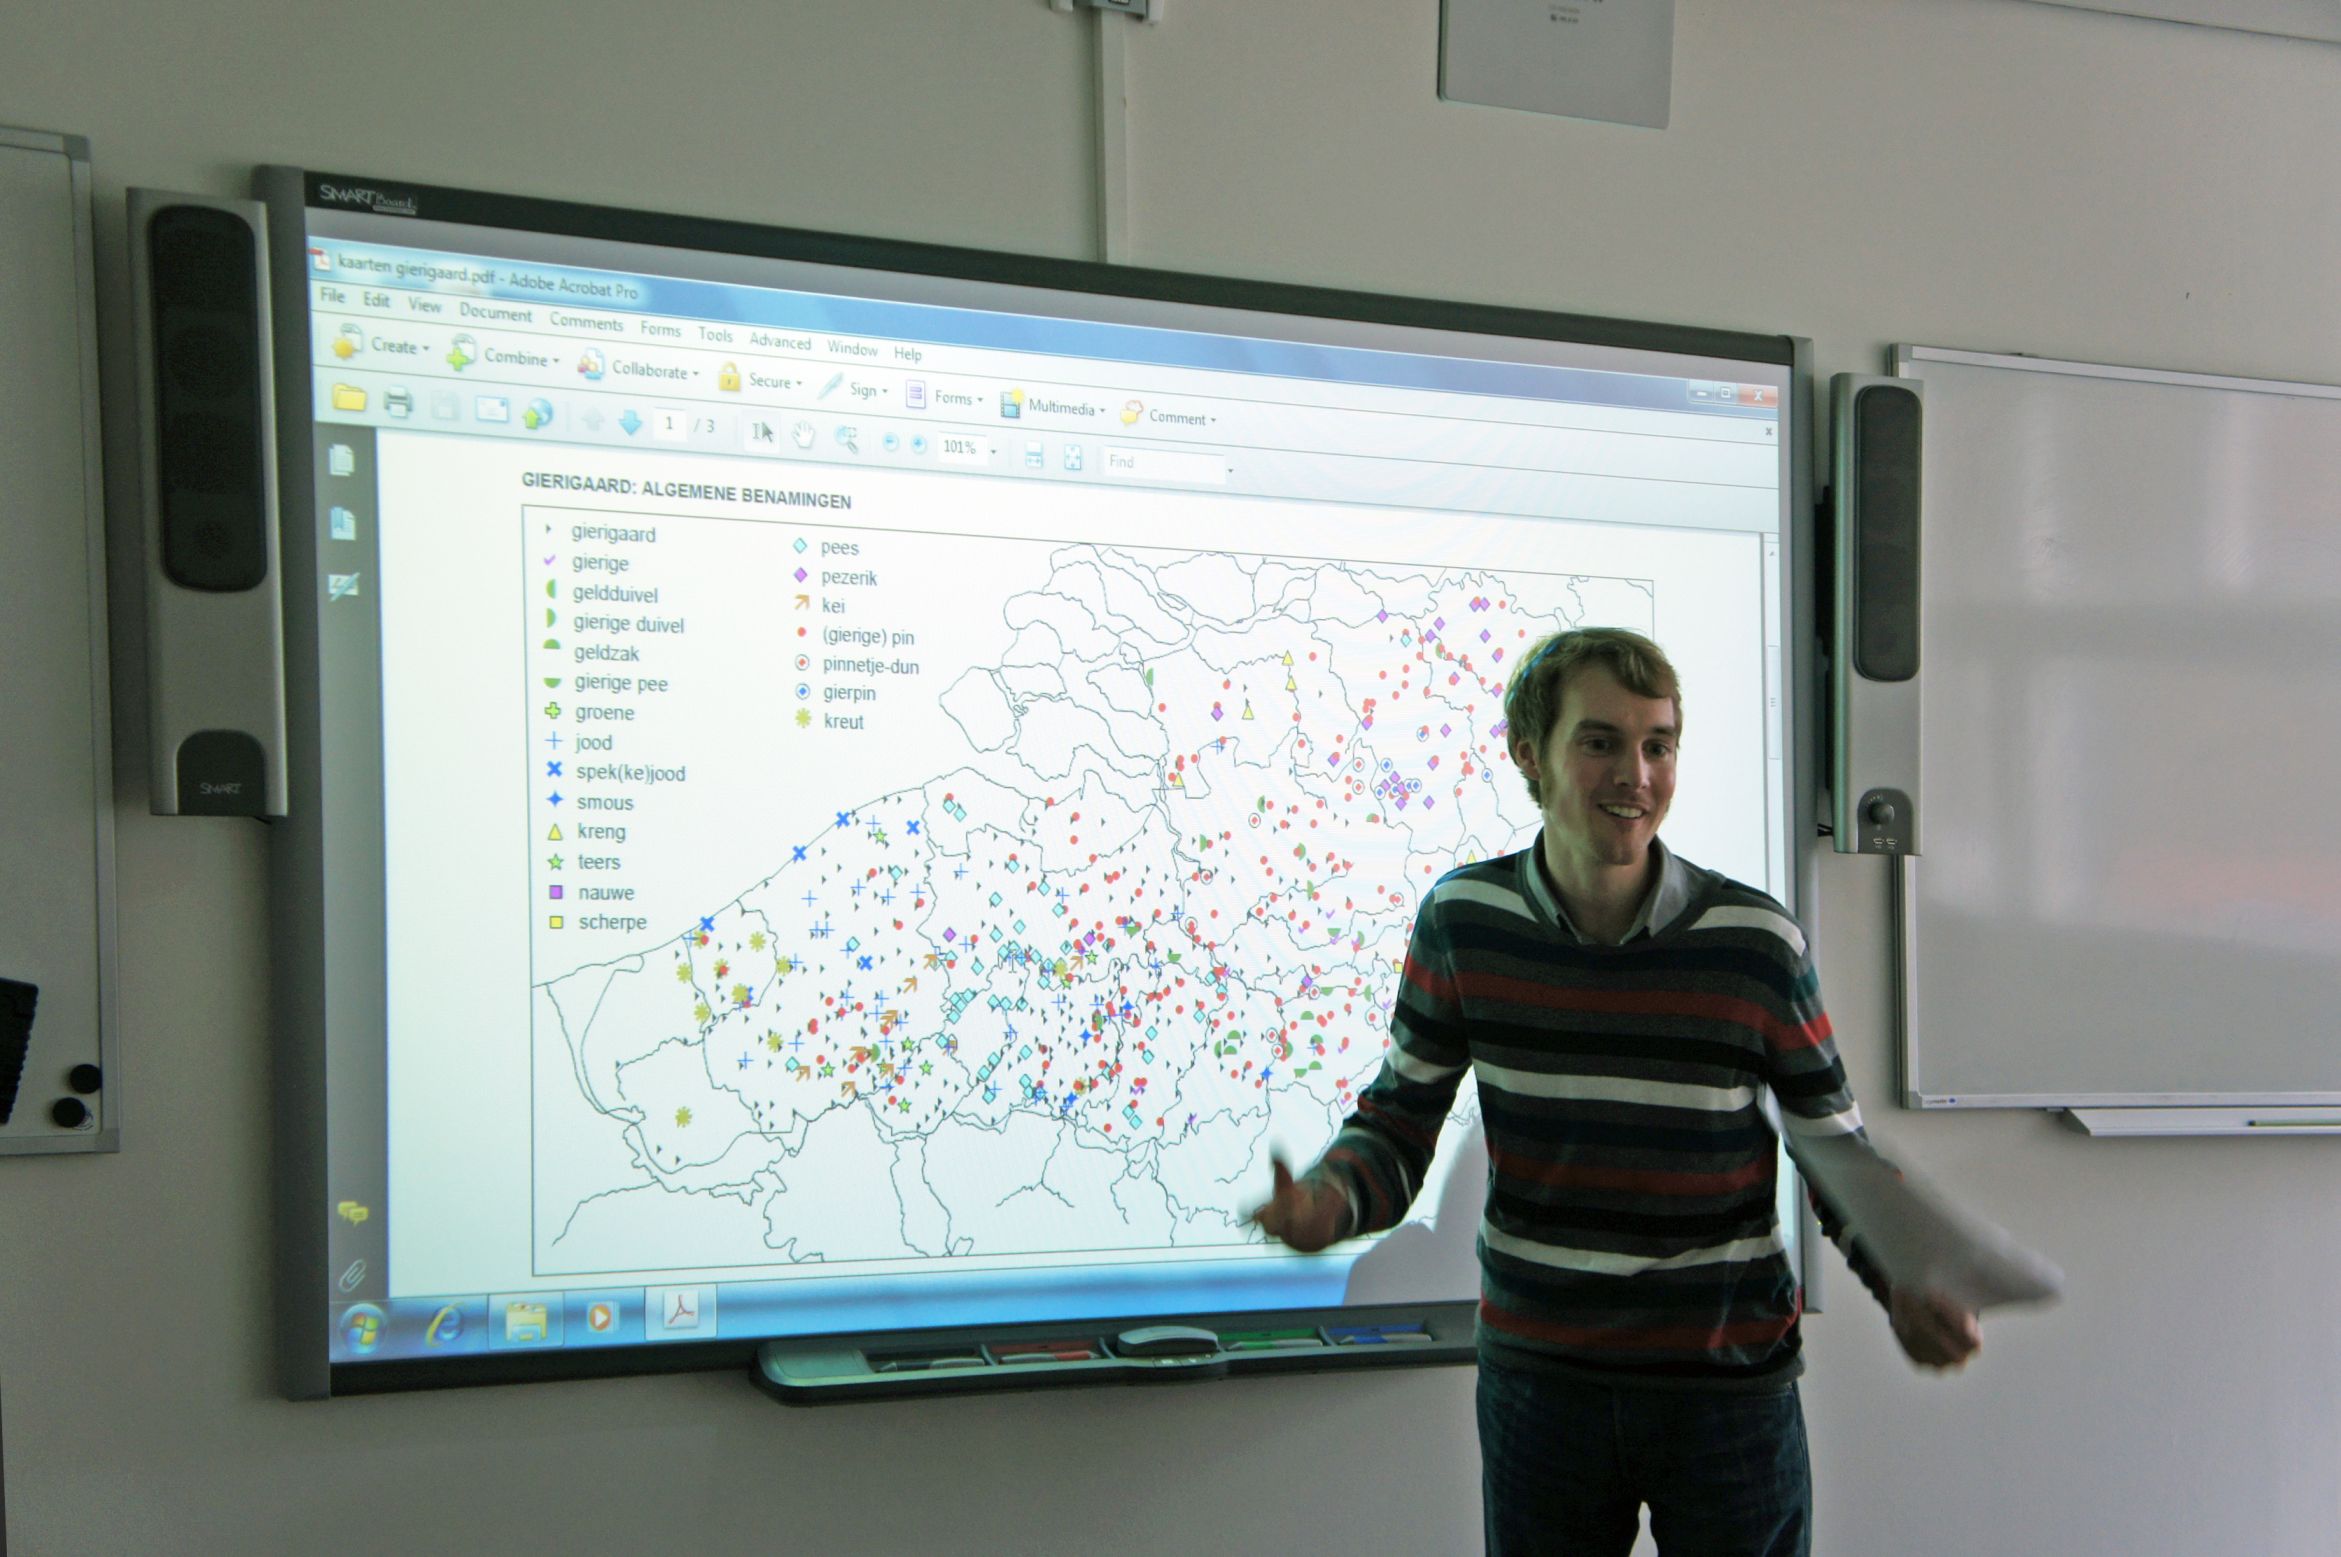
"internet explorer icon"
524,398,555,431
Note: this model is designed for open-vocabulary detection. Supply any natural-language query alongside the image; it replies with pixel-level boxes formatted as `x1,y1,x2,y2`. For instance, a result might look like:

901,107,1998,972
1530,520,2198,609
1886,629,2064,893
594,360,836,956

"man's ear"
1509,736,1539,779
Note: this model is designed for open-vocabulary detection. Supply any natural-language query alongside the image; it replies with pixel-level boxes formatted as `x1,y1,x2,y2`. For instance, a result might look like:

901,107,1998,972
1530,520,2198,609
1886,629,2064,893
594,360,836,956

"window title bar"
303,237,1782,422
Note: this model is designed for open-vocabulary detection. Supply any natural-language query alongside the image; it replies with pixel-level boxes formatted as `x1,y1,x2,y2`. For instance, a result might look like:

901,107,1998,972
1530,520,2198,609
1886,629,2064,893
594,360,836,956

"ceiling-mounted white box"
1439,0,1675,129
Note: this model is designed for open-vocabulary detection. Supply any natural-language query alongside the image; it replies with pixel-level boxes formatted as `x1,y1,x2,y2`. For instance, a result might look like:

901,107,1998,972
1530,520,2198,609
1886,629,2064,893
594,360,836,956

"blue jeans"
1477,1360,1811,1556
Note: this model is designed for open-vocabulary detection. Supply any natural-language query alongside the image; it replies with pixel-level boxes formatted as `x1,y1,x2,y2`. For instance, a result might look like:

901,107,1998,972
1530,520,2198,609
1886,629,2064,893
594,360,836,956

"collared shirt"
1520,834,1697,945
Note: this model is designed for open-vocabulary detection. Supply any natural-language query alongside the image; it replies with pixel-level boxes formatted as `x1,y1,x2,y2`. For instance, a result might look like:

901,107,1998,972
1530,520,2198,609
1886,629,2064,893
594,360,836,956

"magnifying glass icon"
835,425,859,453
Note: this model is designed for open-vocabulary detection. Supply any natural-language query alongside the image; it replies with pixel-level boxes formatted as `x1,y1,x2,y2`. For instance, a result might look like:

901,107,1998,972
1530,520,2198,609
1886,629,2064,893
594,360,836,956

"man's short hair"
1502,627,1683,805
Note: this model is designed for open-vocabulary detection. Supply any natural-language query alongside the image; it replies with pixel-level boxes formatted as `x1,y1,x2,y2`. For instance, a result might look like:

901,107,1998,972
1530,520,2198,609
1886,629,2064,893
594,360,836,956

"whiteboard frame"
0,126,122,1157
1890,343,2341,1110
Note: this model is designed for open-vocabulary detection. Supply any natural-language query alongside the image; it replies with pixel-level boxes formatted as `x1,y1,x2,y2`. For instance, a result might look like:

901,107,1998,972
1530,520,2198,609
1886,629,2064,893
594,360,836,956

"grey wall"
5,2,2339,1552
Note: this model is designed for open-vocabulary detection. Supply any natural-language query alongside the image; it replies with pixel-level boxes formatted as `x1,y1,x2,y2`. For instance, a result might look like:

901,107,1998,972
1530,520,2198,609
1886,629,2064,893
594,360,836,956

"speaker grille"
1853,385,1921,682
148,205,268,593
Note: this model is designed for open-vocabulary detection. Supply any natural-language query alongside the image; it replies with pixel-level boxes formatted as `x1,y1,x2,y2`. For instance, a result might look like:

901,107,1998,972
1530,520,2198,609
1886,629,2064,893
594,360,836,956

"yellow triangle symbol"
1241,700,1256,720
1169,770,1184,786
1281,652,1293,665
547,824,563,841
1285,676,1297,691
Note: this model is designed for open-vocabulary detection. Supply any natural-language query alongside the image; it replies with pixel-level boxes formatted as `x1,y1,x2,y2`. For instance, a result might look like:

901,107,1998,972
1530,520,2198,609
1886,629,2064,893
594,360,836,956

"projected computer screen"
269,172,1803,1383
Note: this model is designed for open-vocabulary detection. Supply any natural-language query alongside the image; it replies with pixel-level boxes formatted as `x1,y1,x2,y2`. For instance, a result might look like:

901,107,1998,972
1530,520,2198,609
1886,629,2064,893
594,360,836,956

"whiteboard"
1895,344,2341,1107
0,127,118,1153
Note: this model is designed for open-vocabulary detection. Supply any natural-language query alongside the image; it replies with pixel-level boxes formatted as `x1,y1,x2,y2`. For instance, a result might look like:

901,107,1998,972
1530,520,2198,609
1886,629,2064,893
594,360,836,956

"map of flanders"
533,542,1654,1274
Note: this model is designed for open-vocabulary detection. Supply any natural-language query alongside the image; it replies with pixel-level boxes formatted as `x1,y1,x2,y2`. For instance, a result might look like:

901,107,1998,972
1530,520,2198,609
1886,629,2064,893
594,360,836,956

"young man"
1252,627,1979,1557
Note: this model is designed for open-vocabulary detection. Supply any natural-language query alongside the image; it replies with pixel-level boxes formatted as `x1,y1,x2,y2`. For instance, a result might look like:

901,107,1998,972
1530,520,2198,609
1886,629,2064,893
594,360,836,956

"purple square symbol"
1211,707,1225,721
944,928,957,943
1492,649,1505,662
549,885,564,900
794,567,809,583
1480,629,1491,642
1434,616,1446,630
1440,723,1452,736
1377,610,1389,623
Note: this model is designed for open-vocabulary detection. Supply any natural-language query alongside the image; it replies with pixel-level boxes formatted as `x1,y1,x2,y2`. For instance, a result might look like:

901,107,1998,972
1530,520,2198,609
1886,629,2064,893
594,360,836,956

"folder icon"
332,383,368,412
504,1301,548,1343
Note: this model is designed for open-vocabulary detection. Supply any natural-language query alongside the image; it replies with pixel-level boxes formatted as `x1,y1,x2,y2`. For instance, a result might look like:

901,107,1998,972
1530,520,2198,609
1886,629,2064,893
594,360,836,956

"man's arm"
1252,890,1471,1249
1759,914,1985,1370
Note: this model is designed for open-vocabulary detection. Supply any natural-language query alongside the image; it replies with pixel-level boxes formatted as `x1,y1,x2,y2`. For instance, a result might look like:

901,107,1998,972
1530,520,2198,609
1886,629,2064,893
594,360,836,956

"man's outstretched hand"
1890,1287,1983,1371
1249,1154,1351,1253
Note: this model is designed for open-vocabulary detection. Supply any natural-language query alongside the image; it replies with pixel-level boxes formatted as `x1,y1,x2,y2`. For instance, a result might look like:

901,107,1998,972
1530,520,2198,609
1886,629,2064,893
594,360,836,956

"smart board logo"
315,183,419,217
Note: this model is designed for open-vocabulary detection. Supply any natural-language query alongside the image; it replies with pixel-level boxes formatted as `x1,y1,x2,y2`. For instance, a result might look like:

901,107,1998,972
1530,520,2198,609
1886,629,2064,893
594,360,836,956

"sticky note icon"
505,1302,548,1343
332,383,368,412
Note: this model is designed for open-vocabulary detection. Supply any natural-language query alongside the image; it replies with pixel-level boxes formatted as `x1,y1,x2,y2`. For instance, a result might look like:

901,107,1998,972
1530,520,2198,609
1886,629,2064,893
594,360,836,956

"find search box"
1101,446,1228,485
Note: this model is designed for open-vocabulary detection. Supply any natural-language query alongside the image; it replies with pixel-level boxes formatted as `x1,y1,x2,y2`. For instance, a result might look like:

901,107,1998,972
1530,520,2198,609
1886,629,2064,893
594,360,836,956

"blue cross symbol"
546,761,562,778
850,881,865,897
700,916,715,933
802,891,818,907
906,820,920,835
954,864,967,880
877,889,895,905
858,954,873,970
793,845,808,862
789,1036,805,1052
544,732,562,750
836,811,853,827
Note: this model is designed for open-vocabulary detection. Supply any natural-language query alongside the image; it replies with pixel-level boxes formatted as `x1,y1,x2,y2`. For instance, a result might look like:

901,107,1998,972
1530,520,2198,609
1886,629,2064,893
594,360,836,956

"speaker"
1827,373,1921,855
129,190,287,817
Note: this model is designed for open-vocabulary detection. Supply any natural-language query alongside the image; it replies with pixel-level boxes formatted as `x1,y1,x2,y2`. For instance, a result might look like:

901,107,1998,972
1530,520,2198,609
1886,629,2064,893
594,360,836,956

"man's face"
1510,665,1679,874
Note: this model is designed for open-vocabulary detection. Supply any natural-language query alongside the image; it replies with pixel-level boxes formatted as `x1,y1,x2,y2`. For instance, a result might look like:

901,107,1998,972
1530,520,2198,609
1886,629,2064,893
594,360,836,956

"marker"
876,1356,985,1372
991,1339,1100,1363
1227,1337,1325,1351
1325,1324,1435,1345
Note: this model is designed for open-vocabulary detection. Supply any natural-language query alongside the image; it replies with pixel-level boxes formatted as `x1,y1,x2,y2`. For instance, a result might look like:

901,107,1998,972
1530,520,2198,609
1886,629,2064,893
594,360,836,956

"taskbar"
329,1255,1361,1365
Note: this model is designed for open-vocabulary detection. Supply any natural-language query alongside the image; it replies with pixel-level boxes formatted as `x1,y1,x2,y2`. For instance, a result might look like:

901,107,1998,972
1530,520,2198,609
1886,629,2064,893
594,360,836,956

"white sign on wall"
1438,0,1676,130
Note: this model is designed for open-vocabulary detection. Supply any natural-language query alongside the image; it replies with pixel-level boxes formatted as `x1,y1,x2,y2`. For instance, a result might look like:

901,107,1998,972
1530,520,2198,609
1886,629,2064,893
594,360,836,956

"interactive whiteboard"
264,168,1813,1391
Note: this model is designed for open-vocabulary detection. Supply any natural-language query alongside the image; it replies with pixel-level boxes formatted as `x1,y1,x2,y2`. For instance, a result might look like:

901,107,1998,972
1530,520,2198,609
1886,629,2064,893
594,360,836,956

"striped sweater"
1317,841,1890,1389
